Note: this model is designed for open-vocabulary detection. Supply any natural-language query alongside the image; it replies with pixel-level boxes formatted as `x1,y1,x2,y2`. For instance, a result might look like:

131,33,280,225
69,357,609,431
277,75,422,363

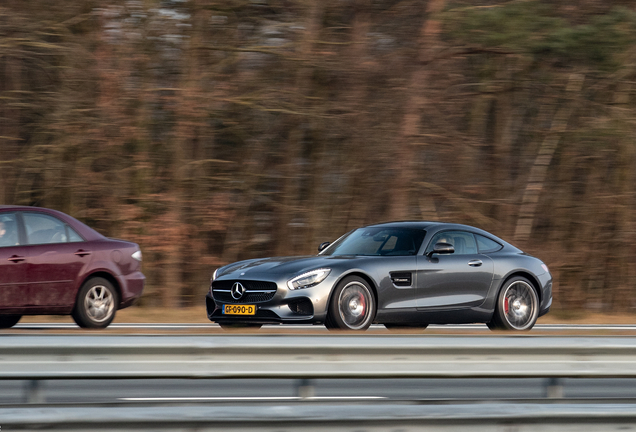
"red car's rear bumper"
119,271,145,309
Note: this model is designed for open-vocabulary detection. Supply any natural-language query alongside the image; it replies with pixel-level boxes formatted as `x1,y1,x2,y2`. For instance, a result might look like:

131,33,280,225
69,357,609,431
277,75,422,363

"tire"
488,276,539,331
219,322,262,330
384,323,428,331
0,314,21,329
324,319,338,330
325,276,375,331
72,277,118,329
486,320,503,331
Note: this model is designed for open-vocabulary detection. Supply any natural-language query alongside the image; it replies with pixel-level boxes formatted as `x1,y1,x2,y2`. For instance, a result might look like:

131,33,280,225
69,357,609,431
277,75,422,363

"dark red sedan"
0,206,144,329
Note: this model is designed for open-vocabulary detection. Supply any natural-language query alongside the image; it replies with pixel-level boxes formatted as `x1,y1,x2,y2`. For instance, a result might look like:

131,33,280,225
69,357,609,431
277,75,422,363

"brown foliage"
2,0,636,312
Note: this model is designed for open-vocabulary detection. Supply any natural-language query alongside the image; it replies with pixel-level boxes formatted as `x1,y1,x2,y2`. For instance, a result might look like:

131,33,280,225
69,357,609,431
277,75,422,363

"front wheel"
325,276,375,331
72,277,118,329
0,314,22,329
488,276,539,331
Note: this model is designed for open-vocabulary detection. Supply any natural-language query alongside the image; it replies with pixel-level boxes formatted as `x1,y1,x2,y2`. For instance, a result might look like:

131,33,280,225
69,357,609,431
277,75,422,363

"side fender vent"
390,272,412,287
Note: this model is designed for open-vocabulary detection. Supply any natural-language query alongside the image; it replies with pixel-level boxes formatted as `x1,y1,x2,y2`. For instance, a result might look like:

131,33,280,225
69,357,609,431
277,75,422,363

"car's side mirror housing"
428,242,454,257
318,241,330,252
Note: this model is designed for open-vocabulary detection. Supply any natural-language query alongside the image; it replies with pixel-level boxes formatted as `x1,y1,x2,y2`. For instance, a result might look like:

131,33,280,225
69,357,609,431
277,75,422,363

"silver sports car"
205,222,552,331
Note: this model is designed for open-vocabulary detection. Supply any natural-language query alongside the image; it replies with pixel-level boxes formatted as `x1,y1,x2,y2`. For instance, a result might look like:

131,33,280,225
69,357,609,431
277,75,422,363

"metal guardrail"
2,335,636,430
2,335,636,380
3,403,636,431
1,335,636,403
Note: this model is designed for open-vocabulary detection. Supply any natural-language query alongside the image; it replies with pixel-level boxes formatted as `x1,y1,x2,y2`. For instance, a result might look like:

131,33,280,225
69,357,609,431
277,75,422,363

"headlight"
132,250,142,261
541,263,550,274
287,268,331,290
212,268,219,281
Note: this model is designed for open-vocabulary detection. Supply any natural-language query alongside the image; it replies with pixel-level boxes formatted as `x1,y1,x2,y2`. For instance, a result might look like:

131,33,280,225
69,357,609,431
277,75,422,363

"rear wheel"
0,314,21,329
72,277,118,329
488,276,538,331
325,276,375,331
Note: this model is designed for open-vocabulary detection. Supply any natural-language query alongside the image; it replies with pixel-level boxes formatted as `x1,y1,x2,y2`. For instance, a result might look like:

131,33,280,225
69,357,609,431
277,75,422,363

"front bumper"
205,275,334,324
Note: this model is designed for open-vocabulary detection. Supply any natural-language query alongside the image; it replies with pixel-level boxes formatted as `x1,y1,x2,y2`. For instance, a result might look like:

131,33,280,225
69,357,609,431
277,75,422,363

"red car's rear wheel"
72,277,118,329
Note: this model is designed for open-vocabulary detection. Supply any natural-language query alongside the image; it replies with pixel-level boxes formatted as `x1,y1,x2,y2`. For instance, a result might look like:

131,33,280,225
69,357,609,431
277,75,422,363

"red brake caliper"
504,296,510,314
359,293,366,314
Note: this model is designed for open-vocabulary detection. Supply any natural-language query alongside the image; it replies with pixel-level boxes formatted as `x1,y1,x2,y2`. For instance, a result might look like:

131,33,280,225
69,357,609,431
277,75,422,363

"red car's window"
23,213,69,245
0,213,19,247
67,227,83,242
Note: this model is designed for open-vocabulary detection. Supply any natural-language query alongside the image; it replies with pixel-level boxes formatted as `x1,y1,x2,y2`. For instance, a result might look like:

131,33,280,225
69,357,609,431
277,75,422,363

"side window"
67,226,84,242
0,213,20,247
427,231,478,255
23,213,68,245
476,234,502,253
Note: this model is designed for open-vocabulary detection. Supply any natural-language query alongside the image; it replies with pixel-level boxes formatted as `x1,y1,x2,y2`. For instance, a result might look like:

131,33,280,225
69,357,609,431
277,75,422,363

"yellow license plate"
223,304,256,315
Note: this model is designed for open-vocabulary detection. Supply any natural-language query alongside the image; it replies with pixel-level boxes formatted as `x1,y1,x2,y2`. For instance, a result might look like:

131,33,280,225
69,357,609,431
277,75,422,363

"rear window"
23,212,83,244
476,234,502,253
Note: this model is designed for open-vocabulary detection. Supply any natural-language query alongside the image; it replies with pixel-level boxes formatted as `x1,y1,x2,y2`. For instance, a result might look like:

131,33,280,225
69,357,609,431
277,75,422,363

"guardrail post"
297,378,315,400
24,379,45,404
546,378,563,398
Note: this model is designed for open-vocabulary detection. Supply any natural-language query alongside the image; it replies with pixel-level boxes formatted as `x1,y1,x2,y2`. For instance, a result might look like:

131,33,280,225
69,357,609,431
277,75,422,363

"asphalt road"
12,323,636,332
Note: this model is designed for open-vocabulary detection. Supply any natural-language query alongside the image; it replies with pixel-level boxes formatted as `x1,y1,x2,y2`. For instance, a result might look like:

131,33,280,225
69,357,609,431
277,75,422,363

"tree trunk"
388,0,446,221
514,73,584,243
162,1,207,308
275,0,324,256
342,0,372,230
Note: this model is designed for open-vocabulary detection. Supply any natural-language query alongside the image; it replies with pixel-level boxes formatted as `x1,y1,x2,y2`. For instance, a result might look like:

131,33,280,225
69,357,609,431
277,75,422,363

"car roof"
364,221,484,230
0,205,68,215
364,221,436,229
363,221,518,248
0,205,105,241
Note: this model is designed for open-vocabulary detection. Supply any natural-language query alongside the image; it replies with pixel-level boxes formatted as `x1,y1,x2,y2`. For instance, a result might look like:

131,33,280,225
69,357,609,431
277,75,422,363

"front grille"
212,280,277,304
214,291,276,303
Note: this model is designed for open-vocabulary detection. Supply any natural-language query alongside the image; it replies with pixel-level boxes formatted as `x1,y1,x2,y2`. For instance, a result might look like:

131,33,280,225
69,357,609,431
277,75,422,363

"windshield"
321,227,426,256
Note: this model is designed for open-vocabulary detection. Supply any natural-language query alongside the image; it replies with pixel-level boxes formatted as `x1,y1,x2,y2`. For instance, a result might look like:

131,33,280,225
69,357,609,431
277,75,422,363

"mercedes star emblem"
231,282,246,300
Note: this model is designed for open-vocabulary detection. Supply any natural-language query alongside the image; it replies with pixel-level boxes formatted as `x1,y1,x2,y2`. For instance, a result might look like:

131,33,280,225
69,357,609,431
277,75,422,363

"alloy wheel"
502,280,537,330
338,281,373,330
84,285,115,323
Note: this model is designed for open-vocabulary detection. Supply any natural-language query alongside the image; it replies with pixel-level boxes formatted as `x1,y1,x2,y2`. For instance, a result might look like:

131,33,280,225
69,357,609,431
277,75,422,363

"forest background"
2,0,636,315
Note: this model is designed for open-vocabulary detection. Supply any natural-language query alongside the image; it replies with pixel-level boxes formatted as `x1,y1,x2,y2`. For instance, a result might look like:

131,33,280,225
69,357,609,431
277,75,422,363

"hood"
217,255,364,279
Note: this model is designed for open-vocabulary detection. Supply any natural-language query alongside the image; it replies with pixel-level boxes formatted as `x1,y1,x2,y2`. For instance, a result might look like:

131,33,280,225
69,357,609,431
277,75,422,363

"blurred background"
1,0,635,314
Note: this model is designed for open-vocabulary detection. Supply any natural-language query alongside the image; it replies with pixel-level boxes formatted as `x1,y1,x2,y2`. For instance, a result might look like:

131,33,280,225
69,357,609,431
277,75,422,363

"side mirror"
428,242,454,257
318,242,330,252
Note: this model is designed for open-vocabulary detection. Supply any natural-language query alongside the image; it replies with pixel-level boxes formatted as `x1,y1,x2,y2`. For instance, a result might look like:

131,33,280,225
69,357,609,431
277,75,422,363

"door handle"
74,250,92,257
7,255,25,263
468,259,482,267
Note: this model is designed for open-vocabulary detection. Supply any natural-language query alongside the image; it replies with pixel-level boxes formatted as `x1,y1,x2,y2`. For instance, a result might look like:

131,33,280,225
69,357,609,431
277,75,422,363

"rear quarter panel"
73,239,143,304
481,252,548,313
